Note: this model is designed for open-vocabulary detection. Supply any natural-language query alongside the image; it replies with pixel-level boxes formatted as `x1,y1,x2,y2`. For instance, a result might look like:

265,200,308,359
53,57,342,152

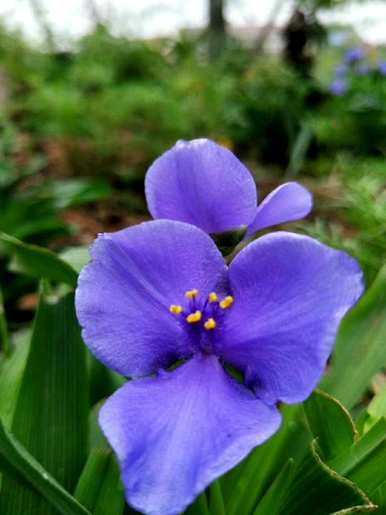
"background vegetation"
0,1,386,514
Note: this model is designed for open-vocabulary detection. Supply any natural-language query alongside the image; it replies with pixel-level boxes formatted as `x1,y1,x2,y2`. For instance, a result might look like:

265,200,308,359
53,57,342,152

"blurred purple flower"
378,61,386,76
356,63,370,76
76,219,363,515
344,47,365,65
145,139,312,239
335,63,348,77
330,78,347,96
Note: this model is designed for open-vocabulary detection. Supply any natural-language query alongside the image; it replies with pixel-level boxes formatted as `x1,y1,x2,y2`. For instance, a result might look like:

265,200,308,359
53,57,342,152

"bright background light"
0,0,386,44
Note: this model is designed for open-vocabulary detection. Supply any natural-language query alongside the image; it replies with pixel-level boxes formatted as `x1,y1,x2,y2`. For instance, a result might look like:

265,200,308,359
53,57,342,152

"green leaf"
0,419,90,515
331,418,386,476
322,265,386,409
0,286,10,357
357,383,386,434
270,441,375,514
304,390,357,460
0,232,78,287
88,354,125,407
252,459,295,515
208,480,225,515
0,288,89,514
50,178,112,210
0,331,31,428
330,418,386,508
60,246,90,274
223,405,311,515
185,492,210,515
74,449,124,515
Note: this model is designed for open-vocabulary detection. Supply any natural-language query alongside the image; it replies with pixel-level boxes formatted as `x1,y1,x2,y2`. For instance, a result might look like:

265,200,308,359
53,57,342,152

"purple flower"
145,139,312,239
356,63,370,76
329,78,347,96
335,63,348,77
378,61,386,76
344,47,365,65
76,220,363,515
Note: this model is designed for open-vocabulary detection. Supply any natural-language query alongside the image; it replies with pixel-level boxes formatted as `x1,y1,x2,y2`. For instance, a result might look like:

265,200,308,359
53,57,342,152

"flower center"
169,289,234,354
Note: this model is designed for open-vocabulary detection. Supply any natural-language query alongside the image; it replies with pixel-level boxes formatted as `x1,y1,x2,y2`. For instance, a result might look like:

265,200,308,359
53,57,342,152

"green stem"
209,481,226,515
0,287,10,357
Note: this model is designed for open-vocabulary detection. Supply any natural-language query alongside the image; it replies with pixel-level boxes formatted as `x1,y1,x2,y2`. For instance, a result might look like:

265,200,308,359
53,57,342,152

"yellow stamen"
185,288,199,299
219,295,234,309
204,318,216,330
169,304,183,315
208,292,218,303
186,310,202,323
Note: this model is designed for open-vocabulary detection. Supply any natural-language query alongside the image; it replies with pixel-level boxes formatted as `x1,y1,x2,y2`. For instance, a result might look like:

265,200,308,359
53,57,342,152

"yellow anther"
169,304,183,315
219,295,234,309
208,292,218,303
186,310,202,324
204,318,216,330
185,288,199,300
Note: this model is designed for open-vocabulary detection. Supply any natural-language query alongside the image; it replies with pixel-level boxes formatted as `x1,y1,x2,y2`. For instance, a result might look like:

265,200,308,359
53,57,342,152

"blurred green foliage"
0,13,386,515
0,19,385,308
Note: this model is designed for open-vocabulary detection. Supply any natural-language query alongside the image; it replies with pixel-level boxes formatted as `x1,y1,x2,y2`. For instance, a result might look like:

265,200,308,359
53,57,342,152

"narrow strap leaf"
74,449,124,515
0,288,88,514
0,232,78,287
0,419,90,515
208,480,226,515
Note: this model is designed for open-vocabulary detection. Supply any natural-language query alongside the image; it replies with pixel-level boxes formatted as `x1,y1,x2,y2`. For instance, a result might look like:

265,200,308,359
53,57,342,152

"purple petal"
75,220,226,377
145,139,257,234
220,232,363,405
245,182,312,239
99,354,281,515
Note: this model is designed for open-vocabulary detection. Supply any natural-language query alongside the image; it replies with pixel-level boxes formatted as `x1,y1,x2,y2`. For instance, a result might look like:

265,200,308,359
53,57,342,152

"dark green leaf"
0,232,78,287
208,480,225,515
0,288,88,514
252,459,295,515
0,287,10,357
0,331,31,428
322,265,386,409
330,418,386,508
271,441,375,514
224,405,311,515
74,449,124,515
331,418,386,476
304,390,357,460
0,419,90,515
185,492,210,515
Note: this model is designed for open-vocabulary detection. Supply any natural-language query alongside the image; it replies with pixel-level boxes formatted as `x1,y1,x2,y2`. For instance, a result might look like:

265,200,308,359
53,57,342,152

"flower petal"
75,220,226,377
245,182,312,239
220,232,363,404
99,354,281,515
145,139,257,234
